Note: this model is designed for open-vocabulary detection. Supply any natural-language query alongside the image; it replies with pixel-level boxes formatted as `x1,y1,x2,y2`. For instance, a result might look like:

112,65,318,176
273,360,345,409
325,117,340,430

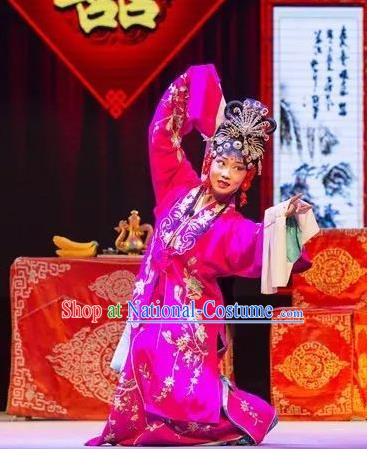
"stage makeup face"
209,153,247,202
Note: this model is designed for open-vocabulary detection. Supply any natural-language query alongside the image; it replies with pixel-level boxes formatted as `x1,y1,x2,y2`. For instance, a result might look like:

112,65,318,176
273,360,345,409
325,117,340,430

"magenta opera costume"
85,65,303,446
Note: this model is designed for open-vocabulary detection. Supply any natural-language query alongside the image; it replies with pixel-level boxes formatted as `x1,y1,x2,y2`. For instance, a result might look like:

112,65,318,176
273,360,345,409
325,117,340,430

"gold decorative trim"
303,248,367,295
271,386,311,416
314,313,352,344
219,342,233,378
356,233,367,253
357,353,367,389
275,341,349,390
352,385,367,418
46,322,121,403
8,259,71,416
355,292,367,309
292,290,310,307
89,269,136,304
314,384,352,417
271,324,289,348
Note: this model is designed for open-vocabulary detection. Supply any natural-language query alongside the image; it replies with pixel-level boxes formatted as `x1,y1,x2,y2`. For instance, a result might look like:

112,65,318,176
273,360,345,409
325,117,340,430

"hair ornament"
211,98,276,175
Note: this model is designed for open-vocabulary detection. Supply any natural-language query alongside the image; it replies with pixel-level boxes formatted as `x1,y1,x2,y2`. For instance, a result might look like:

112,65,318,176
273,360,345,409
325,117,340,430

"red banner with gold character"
9,0,225,118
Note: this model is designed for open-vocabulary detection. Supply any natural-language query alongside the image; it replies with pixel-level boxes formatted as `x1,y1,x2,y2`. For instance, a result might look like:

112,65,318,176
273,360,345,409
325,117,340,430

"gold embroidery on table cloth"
292,290,311,308
313,313,352,344
46,322,121,403
89,269,136,304
274,341,349,390
271,324,289,348
9,259,70,415
314,384,352,416
353,385,367,417
357,353,367,389
271,386,311,416
355,291,367,309
356,233,367,253
302,248,367,295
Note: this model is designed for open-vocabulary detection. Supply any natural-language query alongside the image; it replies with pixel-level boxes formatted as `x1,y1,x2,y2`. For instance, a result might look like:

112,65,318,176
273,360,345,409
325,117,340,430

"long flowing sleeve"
261,200,319,294
224,206,318,292
224,216,264,279
149,64,225,205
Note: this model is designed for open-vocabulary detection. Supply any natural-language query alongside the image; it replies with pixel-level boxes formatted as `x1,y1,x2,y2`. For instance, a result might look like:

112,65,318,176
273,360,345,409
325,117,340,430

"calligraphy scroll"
260,1,366,227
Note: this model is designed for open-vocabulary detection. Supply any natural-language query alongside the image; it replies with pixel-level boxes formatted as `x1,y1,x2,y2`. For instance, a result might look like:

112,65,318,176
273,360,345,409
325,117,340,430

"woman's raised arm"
148,64,224,204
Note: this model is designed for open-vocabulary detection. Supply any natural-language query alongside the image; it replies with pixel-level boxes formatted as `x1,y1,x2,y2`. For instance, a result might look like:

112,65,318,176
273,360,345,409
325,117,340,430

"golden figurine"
114,210,153,254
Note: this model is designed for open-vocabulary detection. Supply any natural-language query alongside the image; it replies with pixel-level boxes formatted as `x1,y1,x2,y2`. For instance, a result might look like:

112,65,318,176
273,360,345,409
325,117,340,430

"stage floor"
0,414,366,449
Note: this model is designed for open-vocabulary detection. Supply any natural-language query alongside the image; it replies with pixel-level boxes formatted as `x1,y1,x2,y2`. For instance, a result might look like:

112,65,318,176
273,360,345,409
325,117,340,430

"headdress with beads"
200,98,276,208
210,99,277,175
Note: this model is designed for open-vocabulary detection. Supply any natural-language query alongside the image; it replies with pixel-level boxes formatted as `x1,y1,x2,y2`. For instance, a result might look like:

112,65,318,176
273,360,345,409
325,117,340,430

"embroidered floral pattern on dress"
46,322,121,403
240,399,264,426
154,322,209,402
183,267,203,300
151,73,189,152
133,279,145,297
159,186,226,256
111,371,142,431
153,376,175,402
103,431,116,444
84,65,279,448
103,416,118,444
145,422,165,432
173,284,184,303
172,420,213,436
138,363,151,381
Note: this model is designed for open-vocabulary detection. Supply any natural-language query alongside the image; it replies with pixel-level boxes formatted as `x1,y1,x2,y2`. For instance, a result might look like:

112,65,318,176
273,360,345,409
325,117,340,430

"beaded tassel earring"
239,167,257,207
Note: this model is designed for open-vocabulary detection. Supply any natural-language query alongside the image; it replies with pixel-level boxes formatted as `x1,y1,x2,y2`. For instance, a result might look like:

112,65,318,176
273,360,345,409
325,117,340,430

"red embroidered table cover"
292,229,367,308
7,256,233,419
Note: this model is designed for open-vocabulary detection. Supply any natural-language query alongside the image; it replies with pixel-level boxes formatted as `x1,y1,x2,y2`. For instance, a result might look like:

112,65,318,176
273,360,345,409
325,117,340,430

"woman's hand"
285,193,312,217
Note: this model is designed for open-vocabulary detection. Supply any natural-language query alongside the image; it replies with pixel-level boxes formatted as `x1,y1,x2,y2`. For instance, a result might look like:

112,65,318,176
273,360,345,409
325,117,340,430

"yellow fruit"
53,235,98,251
56,246,97,258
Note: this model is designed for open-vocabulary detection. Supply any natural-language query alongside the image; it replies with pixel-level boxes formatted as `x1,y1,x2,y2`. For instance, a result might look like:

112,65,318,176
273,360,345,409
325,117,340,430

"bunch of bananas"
53,235,99,258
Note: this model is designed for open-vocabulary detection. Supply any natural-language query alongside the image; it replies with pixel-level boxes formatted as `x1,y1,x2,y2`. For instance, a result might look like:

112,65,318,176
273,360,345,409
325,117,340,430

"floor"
0,414,366,449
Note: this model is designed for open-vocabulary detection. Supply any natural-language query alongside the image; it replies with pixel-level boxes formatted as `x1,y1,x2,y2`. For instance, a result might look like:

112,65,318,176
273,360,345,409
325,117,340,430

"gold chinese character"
55,0,119,34
118,0,160,30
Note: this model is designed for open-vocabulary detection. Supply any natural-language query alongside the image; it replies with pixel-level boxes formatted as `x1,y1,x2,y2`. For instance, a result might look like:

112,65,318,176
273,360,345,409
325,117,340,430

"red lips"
217,180,230,188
